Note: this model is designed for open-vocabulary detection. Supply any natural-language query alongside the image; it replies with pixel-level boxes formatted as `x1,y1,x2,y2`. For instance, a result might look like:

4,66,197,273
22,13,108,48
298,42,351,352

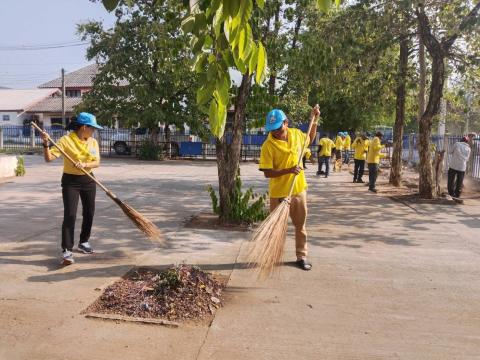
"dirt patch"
184,212,252,232
84,265,227,323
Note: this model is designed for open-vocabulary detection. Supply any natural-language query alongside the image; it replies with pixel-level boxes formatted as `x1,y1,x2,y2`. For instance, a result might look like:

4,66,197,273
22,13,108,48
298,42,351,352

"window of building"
65,89,81,97
50,118,63,127
2,115,10,121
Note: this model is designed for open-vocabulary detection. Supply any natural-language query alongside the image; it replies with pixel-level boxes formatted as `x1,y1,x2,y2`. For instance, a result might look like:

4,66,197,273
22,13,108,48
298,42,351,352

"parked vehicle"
108,128,197,156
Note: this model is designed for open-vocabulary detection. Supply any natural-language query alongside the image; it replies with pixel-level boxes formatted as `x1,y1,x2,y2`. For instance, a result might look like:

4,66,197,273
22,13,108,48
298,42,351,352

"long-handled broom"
247,105,319,278
32,122,162,242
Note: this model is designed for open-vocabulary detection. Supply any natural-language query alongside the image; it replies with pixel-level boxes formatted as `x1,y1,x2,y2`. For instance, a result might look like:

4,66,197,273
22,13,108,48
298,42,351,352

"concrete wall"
0,112,30,126
0,155,18,178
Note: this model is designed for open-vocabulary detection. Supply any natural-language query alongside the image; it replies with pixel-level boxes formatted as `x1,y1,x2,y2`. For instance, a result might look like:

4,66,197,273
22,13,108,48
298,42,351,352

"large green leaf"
248,42,258,75
317,0,333,12
193,53,207,72
193,13,207,36
215,73,230,106
181,15,195,34
238,0,253,26
224,0,241,17
255,42,267,84
197,85,213,105
102,0,120,12
209,100,226,138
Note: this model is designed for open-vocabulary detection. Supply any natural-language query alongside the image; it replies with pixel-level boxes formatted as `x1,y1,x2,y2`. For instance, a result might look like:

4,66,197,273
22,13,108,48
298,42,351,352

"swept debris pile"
86,265,226,322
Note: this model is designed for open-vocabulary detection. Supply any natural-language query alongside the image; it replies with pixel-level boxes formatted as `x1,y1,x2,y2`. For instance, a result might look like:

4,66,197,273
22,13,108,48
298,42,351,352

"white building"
0,89,59,127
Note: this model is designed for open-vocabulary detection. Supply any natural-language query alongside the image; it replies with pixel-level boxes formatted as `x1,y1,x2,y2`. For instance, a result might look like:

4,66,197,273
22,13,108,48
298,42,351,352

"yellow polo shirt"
352,137,368,160
344,135,351,150
318,137,335,156
366,136,385,164
335,136,344,151
50,133,100,175
259,128,308,198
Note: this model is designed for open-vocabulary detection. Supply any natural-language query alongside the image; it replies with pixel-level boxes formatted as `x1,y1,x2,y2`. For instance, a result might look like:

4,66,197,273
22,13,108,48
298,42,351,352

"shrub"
15,156,26,176
207,170,268,224
138,141,162,160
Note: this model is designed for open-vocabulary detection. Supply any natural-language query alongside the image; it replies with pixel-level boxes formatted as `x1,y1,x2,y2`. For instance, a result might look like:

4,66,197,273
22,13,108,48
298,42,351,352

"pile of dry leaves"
86,265,226,322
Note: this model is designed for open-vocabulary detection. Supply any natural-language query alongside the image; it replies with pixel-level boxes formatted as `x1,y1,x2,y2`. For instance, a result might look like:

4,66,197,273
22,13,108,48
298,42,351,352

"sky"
0,0,116,89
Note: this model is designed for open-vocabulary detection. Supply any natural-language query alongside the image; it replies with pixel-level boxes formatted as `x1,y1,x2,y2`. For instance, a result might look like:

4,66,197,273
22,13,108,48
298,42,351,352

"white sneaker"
61,250,74,265
78,242,94,254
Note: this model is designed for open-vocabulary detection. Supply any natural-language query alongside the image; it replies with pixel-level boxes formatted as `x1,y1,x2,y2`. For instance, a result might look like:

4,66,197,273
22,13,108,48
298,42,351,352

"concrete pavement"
1,156,479,360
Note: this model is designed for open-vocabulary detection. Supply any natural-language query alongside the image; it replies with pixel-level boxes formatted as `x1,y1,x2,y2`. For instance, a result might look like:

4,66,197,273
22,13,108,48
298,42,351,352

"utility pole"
61,68,66,128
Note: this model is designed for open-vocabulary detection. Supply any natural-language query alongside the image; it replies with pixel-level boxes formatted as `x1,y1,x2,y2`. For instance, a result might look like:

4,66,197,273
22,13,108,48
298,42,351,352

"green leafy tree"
79,0,202,149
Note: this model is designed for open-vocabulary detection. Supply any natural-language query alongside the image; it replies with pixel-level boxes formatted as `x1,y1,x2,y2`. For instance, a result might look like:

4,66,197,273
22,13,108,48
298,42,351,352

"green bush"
207,170,268,224
138,141,163,160
15,156,26,176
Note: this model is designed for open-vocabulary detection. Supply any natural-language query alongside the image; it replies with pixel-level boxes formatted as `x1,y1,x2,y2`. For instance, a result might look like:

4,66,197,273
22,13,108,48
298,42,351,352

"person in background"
366,131,385,193
40,112,102,265
333,132,344,172
258,105,321,271
352,133,369,183
343,131,352,167
302,147,312,169
316,133,335,177
448,136,471,199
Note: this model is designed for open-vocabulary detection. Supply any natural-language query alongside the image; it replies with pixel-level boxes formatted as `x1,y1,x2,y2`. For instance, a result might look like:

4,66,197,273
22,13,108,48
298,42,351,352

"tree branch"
443,1,480,50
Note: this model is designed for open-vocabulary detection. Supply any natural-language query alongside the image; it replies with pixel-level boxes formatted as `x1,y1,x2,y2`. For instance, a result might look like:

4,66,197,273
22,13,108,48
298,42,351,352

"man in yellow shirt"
41,112,102,265
352,133,369,183
259,105,320,271
316,133,335,177
343,132,352,166
333,132,344,172
366,131,385,193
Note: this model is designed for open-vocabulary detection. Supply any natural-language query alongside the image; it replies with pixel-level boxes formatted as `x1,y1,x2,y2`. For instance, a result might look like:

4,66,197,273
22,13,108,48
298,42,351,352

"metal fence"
1,125,478,180
401,134,480,181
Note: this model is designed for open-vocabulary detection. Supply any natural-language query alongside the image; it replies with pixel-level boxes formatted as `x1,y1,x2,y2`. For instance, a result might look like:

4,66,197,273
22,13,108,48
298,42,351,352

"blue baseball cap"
265,109,287,132
77,112,103,130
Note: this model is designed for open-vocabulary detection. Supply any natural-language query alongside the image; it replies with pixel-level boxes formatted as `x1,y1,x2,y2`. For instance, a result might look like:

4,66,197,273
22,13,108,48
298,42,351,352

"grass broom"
247,105,319,278
32,122,162,242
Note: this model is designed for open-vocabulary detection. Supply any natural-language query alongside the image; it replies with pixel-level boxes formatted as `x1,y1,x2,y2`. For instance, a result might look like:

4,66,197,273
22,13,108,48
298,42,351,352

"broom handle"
286,106,319,198
31,122,117,199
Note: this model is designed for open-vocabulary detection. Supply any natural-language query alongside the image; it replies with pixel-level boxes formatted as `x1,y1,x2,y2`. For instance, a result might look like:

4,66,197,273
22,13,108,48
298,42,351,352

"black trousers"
368,163,378,190
317,156,330,175
61,173,96,251
447,168,465,198
354,159,365,181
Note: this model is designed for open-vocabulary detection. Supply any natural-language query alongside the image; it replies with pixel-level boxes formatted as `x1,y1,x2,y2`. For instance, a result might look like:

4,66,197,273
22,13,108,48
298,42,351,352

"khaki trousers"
270,191,308,259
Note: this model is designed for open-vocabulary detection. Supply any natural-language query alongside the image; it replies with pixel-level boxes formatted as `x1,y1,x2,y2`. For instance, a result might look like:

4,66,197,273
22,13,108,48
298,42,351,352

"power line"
0,42,89,51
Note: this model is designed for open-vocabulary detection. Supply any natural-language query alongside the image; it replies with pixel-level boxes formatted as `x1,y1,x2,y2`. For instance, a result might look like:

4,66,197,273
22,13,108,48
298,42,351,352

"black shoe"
357,179,365,183
324,175,328,178
353,179,357,183
296,259,312,271
368,188,377,193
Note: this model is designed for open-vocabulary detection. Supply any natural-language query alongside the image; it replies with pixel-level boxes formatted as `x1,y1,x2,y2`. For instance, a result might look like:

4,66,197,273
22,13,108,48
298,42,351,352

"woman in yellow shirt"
41,112,102,265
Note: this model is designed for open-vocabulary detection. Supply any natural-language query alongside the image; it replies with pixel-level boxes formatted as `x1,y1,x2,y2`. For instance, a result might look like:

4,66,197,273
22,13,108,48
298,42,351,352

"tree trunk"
418,55,445,198
415,2,480,198
418,29,426,123
164,122,171,158
389,36,408,187
216,74,252,223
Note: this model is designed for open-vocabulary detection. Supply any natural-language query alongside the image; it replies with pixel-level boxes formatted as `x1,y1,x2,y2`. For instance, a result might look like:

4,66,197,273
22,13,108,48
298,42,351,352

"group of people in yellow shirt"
316,131,385,192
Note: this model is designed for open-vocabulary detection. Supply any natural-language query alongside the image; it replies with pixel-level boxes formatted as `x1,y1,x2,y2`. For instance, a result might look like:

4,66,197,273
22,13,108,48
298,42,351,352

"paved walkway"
1,156,479,360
